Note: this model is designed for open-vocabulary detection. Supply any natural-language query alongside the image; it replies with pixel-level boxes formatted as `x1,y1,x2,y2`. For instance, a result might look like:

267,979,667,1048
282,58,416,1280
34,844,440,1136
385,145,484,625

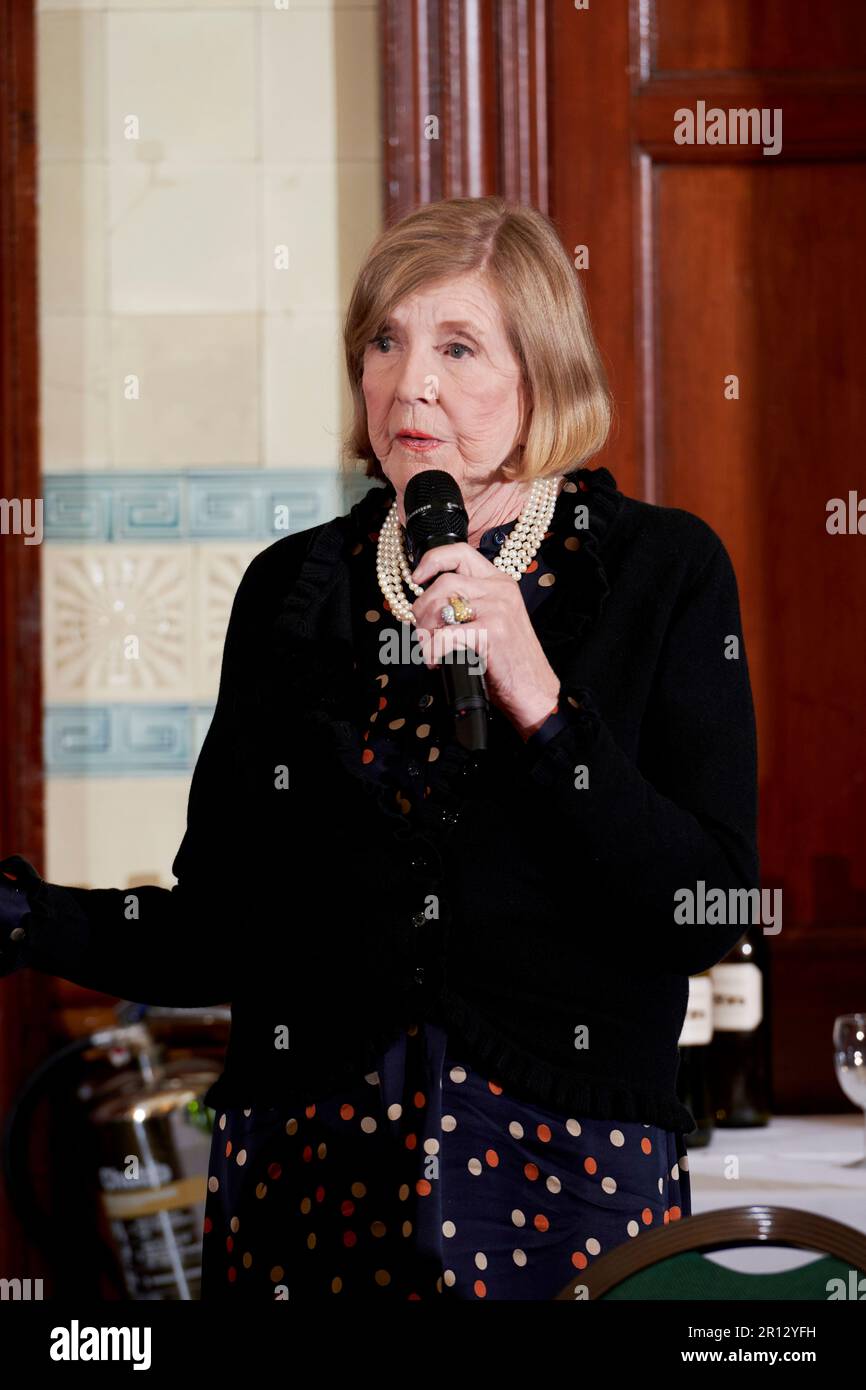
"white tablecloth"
687,1114,866,1272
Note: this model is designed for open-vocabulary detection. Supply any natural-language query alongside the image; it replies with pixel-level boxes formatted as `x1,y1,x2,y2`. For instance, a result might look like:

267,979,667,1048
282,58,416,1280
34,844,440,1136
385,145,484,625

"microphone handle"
440,655,490,752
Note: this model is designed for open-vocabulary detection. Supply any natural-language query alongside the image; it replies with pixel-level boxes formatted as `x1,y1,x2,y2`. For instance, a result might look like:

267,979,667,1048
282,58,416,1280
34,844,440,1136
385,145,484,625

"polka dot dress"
200,478,692,1300
202,1020,690,1300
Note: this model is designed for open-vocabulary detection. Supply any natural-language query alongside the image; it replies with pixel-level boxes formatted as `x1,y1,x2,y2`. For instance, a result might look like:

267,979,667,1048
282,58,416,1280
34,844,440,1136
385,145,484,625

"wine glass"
833,1013,866,1168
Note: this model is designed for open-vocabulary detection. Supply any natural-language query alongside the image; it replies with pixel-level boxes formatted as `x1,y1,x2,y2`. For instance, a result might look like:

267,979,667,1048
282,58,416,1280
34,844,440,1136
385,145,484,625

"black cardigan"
0,465,759,1132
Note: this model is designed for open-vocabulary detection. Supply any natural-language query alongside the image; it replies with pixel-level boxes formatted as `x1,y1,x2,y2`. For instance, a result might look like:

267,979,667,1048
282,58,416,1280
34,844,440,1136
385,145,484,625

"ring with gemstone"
440,594,475,625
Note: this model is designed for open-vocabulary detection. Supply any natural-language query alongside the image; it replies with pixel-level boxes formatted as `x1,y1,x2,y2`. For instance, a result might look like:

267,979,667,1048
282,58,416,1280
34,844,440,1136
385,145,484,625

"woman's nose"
393,346,441,405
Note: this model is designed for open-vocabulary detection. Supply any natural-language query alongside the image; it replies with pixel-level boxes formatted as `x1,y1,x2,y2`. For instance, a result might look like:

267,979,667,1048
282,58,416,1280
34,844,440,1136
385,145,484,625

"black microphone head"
404,469,468,557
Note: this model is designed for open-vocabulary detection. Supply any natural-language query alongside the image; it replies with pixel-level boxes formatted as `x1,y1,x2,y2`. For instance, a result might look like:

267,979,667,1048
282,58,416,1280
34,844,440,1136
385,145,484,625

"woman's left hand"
408,544,561,740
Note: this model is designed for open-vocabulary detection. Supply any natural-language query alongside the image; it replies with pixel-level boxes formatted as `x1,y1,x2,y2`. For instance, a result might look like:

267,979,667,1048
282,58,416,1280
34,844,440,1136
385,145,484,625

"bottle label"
711,962,763,1031
679,975,713,1045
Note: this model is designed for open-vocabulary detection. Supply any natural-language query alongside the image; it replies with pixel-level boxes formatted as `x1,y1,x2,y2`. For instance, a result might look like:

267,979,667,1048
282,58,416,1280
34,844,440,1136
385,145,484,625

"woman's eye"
370,335,392,352
446,342,473,359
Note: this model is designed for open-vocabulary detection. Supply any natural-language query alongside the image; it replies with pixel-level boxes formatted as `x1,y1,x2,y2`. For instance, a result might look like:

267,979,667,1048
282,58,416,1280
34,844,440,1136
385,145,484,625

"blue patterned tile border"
45,704,216,777
42,468,384,542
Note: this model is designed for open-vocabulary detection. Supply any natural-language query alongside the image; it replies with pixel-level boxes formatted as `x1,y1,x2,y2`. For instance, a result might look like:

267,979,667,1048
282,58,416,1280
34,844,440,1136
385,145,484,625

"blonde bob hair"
341,195,612,483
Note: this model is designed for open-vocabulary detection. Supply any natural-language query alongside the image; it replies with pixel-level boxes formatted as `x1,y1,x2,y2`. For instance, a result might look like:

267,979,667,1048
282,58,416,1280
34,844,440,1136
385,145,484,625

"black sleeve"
516,535,760,976
0,549,272,1006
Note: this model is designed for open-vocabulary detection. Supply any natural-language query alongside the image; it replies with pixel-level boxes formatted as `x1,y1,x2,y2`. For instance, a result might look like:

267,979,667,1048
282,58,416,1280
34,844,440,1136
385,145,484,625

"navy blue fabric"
202,1020,691,1301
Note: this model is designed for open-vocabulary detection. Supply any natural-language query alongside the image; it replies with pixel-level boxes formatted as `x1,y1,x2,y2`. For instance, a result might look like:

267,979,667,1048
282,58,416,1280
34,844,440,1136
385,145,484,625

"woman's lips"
396,435,443,451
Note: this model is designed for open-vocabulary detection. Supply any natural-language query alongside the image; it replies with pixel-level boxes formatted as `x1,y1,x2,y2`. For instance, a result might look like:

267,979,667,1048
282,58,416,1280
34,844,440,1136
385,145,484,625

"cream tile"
108,315,259,468
106,12,257,163
192,542,270,701
109,165,257,313
43,544,195,702
262,10,336,164
263,310,343,467
39,163,107,313
262,160,380,312
333,6,379,161
45,778,188,893
41,314,111,471
37,12,105,161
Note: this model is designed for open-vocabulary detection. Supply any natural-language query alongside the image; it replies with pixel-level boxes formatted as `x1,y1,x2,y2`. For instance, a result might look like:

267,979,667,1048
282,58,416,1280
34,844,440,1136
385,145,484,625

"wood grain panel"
653,0,866,75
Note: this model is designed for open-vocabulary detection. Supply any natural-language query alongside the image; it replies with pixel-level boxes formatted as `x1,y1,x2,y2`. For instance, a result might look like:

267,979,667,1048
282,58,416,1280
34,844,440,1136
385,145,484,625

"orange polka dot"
405,1133,417,1150
341,1200,354,1217
663,1210,670,1224
537,1124,552,1142
474,1279,487,1298
361,749,375,764
413,1091,426,1108
203,1217,212,1234
416,1179,432,1197
571,1251,588,1269
340,1104,354,1121
584,1156,597,1175
641,1208,654,1225
640,1137,652,1154
343,1230,357,1248
408,1292,421,1300
225,1141,232,1157
525,560,538,573
488,1081,503,1095
302,1145,313,1162
226,1236,233,1253
669,1205,682,1221
534,1213,550,1232
485,1149,499,1167
315,1186,325,1203
227,1267,237,1283
524,1162,540,1181
305,1105,316,1118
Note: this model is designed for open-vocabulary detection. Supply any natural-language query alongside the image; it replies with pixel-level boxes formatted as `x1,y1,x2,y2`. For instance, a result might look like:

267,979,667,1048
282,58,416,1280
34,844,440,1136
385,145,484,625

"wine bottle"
676,971,714,1147
707,925,771,1127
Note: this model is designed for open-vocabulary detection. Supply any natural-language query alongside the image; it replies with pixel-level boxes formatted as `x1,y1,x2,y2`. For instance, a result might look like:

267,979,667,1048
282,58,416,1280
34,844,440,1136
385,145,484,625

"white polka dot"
387,1103,402,1121
207,1175,219,1192
627,1220,640,1237
424,1138,439,1155
671,1162,679,1180
658,1178,664,1194
443,1269,457,1286
509,1121,525,1140
441,1114,457,1132
474,1252,487,1270
365,1071,380,1086
449,1066,467,1084
642,1123,651,1127
442,1221,456,1238
512,1248,527,1267
609,1129,625,1147
511,1209,526,1227
218,1114,227,1131
601,1176,617,1194
468,1157,483,1175
566,1119,582,1137
360,1116,377,1134
236,1149,247,1166
680,1154,689,1171
243,1108,252,1117
546,1175,562,1194
586,1237,601,1256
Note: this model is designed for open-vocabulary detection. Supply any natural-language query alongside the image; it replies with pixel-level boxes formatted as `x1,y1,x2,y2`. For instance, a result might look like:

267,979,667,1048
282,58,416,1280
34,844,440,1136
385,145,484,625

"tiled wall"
37,0,381,890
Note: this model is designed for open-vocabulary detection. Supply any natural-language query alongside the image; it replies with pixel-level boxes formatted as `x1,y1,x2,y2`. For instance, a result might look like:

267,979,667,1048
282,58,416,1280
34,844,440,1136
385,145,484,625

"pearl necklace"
376,474,561,624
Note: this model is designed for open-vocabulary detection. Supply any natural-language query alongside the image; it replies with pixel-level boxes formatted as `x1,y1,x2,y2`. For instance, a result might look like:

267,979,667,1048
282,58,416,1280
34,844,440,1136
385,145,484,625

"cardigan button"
9,927,26,942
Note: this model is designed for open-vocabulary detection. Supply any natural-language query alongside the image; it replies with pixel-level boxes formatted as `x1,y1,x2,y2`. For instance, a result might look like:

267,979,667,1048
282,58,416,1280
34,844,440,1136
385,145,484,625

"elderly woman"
0,196,758,1302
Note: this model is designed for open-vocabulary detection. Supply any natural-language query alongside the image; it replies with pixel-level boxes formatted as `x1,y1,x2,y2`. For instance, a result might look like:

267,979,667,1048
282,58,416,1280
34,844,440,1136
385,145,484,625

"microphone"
404,469,490,752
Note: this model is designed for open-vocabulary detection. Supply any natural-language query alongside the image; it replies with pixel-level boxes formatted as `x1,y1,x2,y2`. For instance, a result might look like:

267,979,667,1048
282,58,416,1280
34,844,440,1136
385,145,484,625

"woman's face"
361,271,529,508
